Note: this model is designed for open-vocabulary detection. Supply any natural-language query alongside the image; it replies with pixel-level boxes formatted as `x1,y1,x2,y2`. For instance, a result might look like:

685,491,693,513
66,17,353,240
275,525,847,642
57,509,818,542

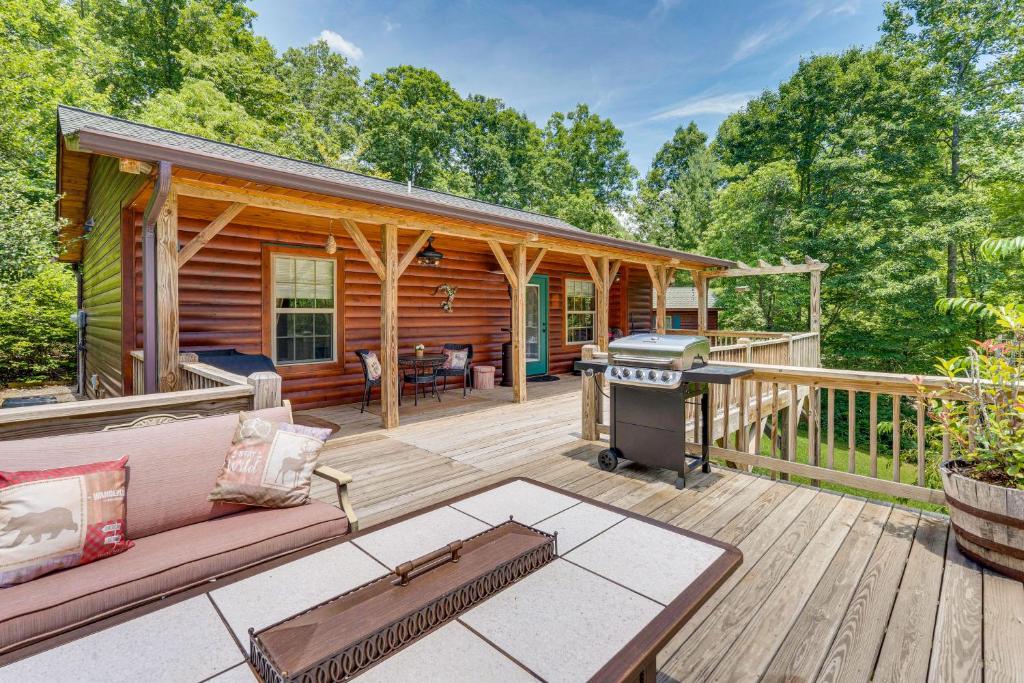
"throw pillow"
208,413,331,508
0,457,133,587
363,352,382,381
442,348,468,370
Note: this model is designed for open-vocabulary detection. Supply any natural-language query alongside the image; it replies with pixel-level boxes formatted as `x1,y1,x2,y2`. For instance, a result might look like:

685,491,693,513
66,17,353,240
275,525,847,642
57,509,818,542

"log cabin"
55,105,735,427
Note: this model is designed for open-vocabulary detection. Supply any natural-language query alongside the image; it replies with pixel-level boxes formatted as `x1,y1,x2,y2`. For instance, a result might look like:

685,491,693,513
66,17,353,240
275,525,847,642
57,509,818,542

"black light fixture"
416,236,444,267
82,217,95,236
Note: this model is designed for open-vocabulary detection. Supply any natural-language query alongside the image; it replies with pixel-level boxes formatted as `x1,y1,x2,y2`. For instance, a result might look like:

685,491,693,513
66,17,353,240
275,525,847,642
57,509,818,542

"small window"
272,254,335,365
566,279,596,344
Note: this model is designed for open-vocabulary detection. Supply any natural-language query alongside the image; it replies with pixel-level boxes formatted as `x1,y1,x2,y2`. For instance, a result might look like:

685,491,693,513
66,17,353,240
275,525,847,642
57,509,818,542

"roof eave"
68,126,733,268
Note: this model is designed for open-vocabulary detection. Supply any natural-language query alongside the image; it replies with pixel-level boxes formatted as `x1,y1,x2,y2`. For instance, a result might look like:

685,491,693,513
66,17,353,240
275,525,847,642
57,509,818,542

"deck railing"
580,346,963,505
0,355,282,440
666,331,820,368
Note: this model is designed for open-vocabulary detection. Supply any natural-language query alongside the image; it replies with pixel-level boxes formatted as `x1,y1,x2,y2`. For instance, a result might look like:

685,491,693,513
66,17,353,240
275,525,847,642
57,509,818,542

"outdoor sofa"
0,405,357,656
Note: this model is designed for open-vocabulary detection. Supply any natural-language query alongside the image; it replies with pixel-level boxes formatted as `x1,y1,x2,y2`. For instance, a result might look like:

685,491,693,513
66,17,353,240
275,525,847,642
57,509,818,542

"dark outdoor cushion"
195,349,276,376
0,501,348,654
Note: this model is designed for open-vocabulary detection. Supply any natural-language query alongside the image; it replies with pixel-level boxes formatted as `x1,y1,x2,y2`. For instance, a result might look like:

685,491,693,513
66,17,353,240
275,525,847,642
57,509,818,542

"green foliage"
0,262,77,385
0,174,61,284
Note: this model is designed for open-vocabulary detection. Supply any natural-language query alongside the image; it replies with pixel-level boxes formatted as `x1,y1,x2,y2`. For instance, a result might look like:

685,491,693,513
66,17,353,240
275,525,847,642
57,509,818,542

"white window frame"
565,278,596,345
271,253,337,366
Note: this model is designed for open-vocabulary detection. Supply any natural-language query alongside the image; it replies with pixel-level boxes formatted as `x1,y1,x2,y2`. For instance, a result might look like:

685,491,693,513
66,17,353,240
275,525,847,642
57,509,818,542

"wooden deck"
301,377,1024,683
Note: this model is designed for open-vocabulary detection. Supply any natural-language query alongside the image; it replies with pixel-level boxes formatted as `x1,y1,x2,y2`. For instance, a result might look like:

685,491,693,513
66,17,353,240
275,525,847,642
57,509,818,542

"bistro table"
0,479,742,683
398,353,446,406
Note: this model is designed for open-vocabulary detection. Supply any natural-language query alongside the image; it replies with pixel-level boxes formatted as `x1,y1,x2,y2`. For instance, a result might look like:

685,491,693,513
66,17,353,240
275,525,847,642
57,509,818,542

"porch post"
809,270,821,334
693,270,708,335
511,244,527,403
380,224,400,428
595,257,610,351
156,185,179,392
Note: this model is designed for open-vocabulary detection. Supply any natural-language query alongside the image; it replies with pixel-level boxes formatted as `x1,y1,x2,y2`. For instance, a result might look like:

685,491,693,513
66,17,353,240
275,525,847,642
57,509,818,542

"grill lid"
606,334,711,388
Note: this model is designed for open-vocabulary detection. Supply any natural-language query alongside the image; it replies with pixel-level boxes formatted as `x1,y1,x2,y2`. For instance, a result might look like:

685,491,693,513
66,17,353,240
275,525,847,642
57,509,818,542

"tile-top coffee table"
0,478,741,683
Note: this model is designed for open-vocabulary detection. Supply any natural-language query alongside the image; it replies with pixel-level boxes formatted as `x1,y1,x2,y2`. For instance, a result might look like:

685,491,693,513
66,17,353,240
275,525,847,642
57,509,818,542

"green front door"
525,274,548,376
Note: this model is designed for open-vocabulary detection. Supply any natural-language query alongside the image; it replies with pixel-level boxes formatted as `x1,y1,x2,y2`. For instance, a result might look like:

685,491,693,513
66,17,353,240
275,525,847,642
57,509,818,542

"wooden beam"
176,202,246,267
157,188,179,392
595,256,610,351
380,224,399,429
608,259,622,286
703,262,829,278
648,263,667,334
525,248,547,281
119,158,153,175
511,244,527,403
397,229,432,277
582,255,603,288
488,240,517,288
341,219,385,280
170,178,697,268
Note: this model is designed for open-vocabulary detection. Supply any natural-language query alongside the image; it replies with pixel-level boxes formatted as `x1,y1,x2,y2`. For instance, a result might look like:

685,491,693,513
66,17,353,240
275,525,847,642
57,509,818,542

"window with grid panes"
272,255,335,364
565,279,596,344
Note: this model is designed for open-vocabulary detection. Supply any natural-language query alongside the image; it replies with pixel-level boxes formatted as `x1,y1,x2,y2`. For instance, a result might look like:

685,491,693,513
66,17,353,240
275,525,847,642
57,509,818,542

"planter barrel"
941,461,1024,581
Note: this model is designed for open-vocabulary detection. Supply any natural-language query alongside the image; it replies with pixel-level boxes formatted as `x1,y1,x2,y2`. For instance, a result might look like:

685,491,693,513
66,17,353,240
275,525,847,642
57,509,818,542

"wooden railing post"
581,345,600,441
247,371,282,410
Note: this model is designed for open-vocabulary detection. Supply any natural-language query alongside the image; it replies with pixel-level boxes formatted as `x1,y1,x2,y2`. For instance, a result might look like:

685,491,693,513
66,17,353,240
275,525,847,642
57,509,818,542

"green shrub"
0,262,77,385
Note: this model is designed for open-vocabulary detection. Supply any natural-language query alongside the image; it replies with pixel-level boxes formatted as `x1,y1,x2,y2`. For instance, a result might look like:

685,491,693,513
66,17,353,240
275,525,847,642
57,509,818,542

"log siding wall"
126,214,650,408
81,156,145,399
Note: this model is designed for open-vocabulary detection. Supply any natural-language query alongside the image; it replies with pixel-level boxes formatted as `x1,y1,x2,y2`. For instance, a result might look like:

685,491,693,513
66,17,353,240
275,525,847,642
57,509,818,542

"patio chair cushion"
0,457,134,587
0,406,292,540
208,414,331,508
0,500,348,654
441,348,468,370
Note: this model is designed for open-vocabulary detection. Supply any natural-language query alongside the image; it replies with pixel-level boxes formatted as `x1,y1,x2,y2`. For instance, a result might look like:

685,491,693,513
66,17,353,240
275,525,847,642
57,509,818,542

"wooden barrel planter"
941,460,1024,580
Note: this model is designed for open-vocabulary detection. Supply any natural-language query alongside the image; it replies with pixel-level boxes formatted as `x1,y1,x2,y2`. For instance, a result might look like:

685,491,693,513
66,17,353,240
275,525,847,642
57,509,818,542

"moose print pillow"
0,457,133,587
208,413,331,508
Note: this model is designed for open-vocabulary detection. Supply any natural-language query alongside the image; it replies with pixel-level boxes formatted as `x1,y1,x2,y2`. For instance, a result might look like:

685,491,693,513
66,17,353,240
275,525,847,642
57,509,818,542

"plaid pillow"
0,457,133,587
208,413,331,508
442,348,468,370
363,352,382,381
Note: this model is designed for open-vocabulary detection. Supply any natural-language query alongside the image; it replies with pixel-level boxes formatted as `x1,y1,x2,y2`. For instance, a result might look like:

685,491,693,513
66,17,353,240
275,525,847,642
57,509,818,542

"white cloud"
830,0,861,15
316,29,363,60
730,5,827,63
732,25,782,62
650,92,756,120
383,18,399,32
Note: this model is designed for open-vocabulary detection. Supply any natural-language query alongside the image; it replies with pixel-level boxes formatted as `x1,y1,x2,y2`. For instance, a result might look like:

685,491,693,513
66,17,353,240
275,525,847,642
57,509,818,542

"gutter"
69,128,734,269
140,161,171,394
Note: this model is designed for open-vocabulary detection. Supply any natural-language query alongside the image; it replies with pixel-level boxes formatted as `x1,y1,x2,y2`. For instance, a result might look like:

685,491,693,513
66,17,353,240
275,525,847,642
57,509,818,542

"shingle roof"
58,106,576,231
57,106,734,267
653,286,719,310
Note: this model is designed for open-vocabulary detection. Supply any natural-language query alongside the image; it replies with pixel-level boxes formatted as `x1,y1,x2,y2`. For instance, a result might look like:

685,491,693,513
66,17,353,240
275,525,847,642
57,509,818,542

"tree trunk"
946,120,960,298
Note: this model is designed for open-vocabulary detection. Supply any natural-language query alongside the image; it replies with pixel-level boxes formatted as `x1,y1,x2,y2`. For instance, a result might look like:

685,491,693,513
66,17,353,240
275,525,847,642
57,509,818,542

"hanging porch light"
415,236,444,267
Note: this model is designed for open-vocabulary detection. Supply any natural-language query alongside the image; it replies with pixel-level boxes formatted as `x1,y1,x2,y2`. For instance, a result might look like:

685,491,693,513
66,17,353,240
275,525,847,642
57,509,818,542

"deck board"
299,377,1016,682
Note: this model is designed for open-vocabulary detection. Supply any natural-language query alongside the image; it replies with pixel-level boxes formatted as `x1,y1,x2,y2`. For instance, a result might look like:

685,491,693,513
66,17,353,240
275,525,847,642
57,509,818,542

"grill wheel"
598,448,621,472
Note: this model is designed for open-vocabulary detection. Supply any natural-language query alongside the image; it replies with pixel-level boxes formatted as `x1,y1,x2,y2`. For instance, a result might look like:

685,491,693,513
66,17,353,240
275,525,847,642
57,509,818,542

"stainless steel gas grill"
575,334,752,489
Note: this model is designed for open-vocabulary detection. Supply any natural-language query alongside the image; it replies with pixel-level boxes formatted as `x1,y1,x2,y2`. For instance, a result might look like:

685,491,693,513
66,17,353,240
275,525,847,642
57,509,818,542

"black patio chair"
354,349,382,413
436,343,473,397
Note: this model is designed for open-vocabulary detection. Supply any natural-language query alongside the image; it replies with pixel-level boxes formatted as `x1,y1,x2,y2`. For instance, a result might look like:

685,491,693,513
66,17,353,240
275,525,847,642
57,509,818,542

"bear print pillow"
208,413,331,508
0,457,133,587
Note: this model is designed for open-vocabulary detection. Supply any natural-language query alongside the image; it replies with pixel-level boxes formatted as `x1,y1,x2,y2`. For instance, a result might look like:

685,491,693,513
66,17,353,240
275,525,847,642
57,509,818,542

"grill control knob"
661,371,671,382
621,368,631,379
647,370,657,381
610,367,619,377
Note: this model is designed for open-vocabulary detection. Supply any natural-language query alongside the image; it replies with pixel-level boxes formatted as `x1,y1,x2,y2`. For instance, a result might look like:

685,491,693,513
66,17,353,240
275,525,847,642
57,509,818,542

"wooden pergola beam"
705,260,828,279
397,229,433,277
379,224,399,429
511,245,527,402
341,219,385,280
525,248,547,281
488,240,517,288
156,188,179,392
176,202,246,267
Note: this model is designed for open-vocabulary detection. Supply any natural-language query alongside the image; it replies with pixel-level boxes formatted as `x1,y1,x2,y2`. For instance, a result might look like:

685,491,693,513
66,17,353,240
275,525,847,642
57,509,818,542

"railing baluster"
787,384,798,467
917,398,926,487
754,381,763,456
771,383,780,480
736,379,746,453
869,392,878,478
848,390,856,474
827,387,835,470
892,394,901,483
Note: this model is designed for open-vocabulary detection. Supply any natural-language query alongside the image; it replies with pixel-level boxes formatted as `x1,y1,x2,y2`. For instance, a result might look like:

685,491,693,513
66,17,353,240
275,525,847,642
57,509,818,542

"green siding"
81,156,145,398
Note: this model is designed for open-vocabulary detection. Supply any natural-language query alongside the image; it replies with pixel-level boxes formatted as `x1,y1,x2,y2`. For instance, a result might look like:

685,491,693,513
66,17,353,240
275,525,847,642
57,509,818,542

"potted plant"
414,343,425,358
922,237,1024,580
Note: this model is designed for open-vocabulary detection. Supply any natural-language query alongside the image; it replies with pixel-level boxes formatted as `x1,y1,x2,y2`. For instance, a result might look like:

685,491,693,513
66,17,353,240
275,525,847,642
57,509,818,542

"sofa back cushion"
0,406,292,539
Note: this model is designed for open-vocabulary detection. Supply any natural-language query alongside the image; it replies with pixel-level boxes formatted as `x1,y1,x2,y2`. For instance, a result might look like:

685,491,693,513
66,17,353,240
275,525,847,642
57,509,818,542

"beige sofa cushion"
0,406,291,539
0,500,348,654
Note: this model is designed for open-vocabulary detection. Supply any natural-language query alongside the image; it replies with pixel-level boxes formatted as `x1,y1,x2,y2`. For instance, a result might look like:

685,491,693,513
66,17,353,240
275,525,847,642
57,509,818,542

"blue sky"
250,0,886,174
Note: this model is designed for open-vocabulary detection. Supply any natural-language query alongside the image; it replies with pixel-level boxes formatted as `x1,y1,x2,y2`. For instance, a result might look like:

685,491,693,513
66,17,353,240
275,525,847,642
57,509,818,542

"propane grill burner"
575,334,752,489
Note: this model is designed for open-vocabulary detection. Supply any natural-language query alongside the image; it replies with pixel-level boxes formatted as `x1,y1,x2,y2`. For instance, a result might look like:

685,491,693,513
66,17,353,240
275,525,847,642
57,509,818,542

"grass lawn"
720,430,947,513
